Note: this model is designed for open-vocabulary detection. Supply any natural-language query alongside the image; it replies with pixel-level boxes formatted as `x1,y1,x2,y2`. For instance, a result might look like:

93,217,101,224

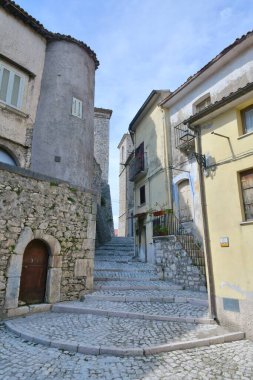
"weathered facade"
118,133,134,237
128,90,171,263
0,164,96,318
0,0,102,317
160,31,253,337
94,108,114,245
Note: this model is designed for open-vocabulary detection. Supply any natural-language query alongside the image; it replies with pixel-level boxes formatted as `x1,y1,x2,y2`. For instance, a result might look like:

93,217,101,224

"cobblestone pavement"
1,324,253,379
6,312,224,348
1,237,251,378
61,299,209,318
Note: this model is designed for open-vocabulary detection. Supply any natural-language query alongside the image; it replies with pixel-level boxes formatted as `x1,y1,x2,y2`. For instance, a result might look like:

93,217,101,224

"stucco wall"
0,7,46,165
0,164,96,317
118,134,134,237
31,40,95,190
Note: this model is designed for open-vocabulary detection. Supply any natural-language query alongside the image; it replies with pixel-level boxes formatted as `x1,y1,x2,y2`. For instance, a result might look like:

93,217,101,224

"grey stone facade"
32,40,96,190
94,108,114,245
0,163,96,318
94,108,112,183
153,236,206,291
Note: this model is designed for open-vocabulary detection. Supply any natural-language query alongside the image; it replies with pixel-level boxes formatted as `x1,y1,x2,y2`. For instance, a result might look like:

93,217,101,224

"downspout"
161,108,172,208
130,130,137,258
194,126,217,320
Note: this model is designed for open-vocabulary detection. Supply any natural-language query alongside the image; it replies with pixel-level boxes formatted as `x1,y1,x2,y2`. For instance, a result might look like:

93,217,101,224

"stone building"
118,133,134,237
0,0,108,318
159,31,253,336
94,108,114,244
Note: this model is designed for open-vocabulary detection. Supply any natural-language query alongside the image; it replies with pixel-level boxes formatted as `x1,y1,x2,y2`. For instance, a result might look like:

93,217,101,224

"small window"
195,96,211,113
240,169,253,221
72,97,83,119
0,62,24,109
140,185,146,205
241,105,253,135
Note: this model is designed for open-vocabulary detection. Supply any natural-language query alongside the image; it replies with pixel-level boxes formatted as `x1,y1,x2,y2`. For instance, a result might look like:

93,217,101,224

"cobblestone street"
1,237,253,379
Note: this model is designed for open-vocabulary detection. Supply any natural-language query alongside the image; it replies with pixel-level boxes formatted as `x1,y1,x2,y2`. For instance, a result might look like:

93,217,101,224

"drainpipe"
161,108,172,208
194,127,217,320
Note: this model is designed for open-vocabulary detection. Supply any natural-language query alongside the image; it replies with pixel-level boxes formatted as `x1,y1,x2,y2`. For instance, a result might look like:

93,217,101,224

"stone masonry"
0,163,97,318
154,236,206,291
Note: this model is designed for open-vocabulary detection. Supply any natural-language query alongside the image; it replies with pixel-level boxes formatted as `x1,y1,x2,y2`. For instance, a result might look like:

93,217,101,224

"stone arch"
5,227,62,312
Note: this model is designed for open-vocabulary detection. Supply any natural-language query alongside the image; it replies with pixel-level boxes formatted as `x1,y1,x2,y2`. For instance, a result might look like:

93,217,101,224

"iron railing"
129,152,148,182
174,123,195,150
152,212,206,275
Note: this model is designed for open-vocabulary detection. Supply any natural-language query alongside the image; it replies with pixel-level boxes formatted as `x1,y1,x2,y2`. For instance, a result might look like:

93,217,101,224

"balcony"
174,123,195,150
129,152,148,182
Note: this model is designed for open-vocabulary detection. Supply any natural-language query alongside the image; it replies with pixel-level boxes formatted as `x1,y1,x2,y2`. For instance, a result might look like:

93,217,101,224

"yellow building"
128,90,171,263
185,82,253,338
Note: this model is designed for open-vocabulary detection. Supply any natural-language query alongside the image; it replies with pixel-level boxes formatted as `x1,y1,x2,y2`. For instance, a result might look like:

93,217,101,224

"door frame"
5,227,62,311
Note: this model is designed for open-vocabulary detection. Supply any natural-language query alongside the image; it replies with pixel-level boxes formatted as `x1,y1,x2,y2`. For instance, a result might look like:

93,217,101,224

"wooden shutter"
241,169,253,220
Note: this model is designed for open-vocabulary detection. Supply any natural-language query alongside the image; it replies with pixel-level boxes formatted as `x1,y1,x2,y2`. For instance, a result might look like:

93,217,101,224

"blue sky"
15,0,253,228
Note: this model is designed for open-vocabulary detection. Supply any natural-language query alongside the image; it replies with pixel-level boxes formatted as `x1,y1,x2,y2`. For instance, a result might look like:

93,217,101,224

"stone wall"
94,108,112,183
0,163,96,317
153,236,206,291
96,181,114,246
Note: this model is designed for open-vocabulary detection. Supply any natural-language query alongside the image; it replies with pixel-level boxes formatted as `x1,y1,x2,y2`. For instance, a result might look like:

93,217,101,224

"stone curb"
93,285,183,291
51,304,214,324
4,320,245,357
85,294,208,306
94,277,160,282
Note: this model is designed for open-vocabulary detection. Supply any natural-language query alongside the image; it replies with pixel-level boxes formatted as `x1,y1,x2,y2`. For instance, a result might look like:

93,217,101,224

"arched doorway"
178,179,193,222
19,239,49,304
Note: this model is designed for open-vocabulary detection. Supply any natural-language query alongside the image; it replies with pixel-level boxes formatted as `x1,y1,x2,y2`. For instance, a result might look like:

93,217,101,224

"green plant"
153,225,168,236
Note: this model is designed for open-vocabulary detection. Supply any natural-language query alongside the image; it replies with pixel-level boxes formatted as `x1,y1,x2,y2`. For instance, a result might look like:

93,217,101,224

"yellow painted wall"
201,98,253,300
133,96,171,262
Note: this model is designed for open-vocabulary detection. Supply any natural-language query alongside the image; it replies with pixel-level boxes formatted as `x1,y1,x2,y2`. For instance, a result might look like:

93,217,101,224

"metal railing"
152,212,206,275
129,152,148,182
174,123,195,150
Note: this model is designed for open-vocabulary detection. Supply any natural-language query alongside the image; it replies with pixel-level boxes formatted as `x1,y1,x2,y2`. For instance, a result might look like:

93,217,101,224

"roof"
184,82,253,125
117,133,131,149
94,108,113,117
129,90,170,132
160,30,253,107
0,0,99,69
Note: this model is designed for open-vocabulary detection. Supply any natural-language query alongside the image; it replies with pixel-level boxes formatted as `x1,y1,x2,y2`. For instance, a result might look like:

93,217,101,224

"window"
0,61,24,109
241,105,253,135
140,185,146,205
195,96,211,113
135,142,145,171
0,148,16,166
240,169,253,221
72,97,83,119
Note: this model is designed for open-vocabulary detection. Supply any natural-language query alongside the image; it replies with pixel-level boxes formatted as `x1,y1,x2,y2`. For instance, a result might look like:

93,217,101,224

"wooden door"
19,239,49,304
178,179,193,222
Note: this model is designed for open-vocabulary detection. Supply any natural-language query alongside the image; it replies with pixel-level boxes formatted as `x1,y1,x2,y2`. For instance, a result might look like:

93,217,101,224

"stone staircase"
5,237,245,357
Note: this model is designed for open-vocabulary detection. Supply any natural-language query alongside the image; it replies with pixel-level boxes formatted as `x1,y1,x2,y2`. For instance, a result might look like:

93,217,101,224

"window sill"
237,131,253,140
0,101,28,118
240,220,253,226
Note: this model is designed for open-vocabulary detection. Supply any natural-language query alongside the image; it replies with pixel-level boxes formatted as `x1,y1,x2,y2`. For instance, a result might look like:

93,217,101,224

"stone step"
85,293,209,306
93,281,183,291
52,302,214,324
5,314,245,357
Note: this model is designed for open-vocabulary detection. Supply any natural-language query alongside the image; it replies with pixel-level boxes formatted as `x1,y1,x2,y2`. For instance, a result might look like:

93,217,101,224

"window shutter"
241,170,253,220
72,97,83,119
